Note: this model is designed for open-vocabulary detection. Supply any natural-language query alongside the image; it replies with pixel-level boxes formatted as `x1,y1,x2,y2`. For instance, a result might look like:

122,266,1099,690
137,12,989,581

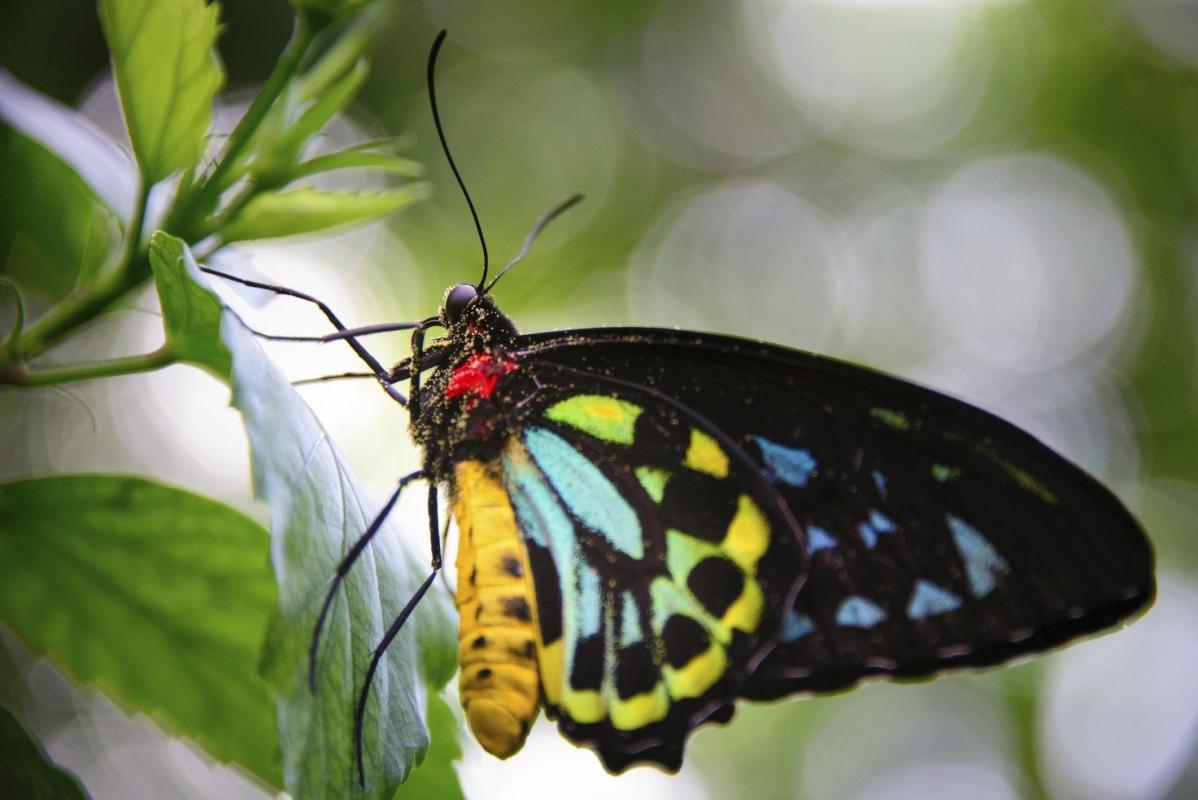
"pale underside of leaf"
0,70,136,222
220,308,457,799
0,129,120,298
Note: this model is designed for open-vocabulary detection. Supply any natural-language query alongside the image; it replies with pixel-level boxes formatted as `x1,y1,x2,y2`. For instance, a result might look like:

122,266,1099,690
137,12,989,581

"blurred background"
3,0,1198,798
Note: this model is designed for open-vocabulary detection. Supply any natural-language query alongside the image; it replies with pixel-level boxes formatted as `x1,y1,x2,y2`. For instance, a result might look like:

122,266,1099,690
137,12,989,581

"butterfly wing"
493,392,805,771
509,328,1154,708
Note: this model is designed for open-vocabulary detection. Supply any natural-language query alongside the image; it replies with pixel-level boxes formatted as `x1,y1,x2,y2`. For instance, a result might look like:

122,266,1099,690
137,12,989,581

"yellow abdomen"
452,460,541,758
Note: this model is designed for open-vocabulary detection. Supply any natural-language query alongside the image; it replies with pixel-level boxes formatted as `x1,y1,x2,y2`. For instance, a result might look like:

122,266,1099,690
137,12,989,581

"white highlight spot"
920,154,1137,371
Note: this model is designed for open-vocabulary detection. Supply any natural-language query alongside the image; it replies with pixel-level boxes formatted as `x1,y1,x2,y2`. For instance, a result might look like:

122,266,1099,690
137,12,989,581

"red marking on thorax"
447,352,517,400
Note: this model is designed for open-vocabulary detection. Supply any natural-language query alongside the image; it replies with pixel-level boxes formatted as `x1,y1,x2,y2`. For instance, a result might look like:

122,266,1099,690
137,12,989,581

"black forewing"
511,327,1155,700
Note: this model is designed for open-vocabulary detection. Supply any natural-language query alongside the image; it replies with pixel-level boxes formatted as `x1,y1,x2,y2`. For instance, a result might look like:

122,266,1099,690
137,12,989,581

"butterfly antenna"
482,193,585,296
427,30,490,289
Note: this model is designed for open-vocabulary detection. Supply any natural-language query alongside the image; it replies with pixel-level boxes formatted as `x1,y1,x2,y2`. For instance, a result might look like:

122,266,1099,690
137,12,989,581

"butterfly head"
439,283,518,346
442,283,479,326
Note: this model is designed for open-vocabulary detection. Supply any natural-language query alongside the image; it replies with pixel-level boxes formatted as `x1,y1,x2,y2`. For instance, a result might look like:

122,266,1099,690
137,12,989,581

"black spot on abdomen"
502,596,532,622
502,554,524,577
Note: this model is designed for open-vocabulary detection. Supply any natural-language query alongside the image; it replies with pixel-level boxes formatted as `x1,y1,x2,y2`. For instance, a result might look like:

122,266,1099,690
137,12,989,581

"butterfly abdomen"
452,459,541,759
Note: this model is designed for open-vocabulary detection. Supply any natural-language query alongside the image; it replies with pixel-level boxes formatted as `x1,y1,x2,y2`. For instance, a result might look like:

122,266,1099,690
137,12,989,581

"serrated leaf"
98,0,224,184
220,308,458,799
0,475,281,786
0,129,119,298
147,232,232,377
220,184,429,242
0,704,90,800
0,70,136,222
397,694,465,800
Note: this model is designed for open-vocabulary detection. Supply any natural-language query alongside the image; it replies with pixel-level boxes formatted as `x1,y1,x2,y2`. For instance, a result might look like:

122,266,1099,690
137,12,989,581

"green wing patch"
544,395,643,444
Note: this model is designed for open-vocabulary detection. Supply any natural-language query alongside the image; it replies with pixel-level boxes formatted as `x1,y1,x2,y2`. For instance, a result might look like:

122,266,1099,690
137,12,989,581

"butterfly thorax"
411,295,524,482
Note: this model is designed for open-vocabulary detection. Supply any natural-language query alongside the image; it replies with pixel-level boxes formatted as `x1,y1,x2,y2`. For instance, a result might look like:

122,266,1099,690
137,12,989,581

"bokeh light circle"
744,0,992,156
627,180,847,351
919,154,1138,372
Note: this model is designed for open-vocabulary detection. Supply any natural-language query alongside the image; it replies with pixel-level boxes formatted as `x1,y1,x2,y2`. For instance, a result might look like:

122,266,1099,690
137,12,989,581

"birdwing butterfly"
207,29,1154,785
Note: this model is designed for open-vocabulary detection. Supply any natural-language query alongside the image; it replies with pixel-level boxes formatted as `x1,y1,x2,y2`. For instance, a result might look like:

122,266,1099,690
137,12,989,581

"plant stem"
168,16,316,235
2,345,175,388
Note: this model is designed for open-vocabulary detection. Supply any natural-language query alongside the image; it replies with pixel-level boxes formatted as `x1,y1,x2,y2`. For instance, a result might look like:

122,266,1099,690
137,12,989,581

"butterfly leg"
201,266,410,406
291,341,451,390
353,482,443,786
308,469,426,691
290,371,377,387
404,320,443,421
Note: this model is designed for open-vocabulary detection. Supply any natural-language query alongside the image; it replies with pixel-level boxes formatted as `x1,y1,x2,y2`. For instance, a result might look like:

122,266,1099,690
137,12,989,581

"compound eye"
443,283,478,324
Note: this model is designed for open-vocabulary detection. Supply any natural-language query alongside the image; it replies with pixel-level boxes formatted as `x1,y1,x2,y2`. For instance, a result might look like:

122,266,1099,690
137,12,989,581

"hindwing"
494,390,804,771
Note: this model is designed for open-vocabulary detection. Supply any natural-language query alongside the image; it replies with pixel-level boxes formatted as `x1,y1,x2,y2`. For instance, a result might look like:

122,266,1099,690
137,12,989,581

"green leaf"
98,0,224,184
253,60,370,188
148,232,232,378
221,304,458,799
0,70,137,222
0,129,119,299
290,145,423,182
0,475,281,786
397,694,465,800
292,3,386,104
0,704,90,800
219,184,429,242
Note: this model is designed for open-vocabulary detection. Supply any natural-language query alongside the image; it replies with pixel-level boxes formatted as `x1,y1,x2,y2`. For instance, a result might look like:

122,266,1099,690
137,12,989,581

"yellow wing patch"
664,639,726,699
684,429,729,478
723,494,770,573
721,577,764,633
611,685,670,730
563,688,605,725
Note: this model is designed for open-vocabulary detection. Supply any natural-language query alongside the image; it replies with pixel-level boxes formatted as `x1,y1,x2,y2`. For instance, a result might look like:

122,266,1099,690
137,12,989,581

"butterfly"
207,30,1155,784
